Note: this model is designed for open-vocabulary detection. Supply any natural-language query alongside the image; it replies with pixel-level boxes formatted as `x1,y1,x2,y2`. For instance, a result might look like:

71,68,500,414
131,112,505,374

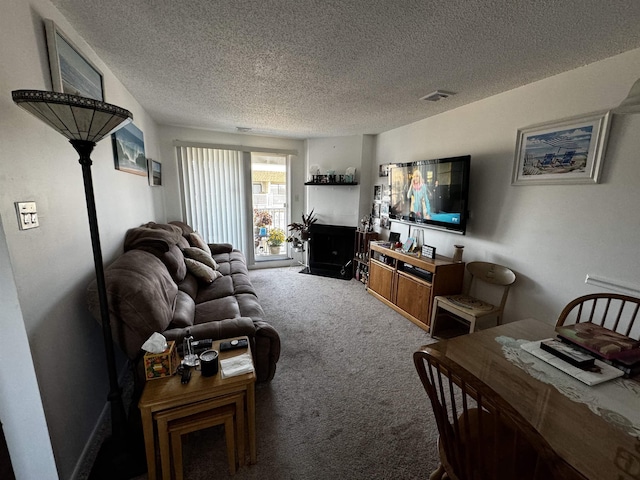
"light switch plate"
15,201,39,230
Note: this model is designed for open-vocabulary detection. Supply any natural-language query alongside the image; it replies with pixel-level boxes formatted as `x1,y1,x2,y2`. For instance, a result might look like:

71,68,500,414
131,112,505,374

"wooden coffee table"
138,336,256,480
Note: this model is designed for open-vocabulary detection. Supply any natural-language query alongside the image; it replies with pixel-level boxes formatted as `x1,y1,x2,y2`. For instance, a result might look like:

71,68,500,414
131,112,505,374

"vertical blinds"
177,146,248,253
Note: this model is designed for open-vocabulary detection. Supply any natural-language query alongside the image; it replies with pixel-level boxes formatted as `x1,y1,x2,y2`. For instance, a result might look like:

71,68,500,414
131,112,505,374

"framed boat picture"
512,111,611,185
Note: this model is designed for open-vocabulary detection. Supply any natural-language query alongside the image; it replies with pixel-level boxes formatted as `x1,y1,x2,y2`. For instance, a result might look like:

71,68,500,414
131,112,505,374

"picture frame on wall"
148,159,162,186
372,203,380,218
44,19,105,101
112,123,147,176
512,111,611,185
373,184,382,201
379,164,390,177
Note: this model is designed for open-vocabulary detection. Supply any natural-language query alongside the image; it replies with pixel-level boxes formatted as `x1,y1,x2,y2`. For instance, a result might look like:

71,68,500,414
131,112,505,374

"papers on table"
521,339,624,386
220,352,254,379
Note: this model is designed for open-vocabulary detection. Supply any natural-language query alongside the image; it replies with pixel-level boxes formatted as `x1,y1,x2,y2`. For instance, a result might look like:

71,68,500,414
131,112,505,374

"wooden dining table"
421,318,640,480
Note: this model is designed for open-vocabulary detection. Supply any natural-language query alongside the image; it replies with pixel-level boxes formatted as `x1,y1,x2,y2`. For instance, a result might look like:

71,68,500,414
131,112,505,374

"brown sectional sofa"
87,220,280,385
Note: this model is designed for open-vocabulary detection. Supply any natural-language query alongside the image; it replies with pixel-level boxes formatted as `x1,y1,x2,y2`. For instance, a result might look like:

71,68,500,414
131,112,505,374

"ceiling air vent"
420,90,455,102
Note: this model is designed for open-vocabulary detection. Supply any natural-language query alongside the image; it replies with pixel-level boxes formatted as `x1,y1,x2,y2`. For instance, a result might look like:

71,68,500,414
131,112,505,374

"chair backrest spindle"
414,348,584,480
556,293,640,340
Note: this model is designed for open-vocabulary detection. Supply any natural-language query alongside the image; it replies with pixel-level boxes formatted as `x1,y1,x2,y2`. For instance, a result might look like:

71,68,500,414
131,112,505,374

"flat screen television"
388,155,470,235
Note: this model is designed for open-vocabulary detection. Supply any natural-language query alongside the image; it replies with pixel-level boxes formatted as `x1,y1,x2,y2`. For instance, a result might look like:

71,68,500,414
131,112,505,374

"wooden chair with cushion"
413,347,584,480
430,262,516,337
556,293,640,340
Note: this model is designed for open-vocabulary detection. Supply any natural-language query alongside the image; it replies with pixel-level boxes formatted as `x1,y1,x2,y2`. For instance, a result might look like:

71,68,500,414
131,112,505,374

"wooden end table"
138,336,257,480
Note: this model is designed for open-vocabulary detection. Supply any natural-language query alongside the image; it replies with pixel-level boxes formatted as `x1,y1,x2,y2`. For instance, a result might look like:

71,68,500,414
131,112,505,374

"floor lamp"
12,90,143,478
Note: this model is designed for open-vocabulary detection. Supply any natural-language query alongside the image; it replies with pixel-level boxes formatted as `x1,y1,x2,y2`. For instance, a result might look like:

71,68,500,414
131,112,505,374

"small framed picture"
44,19,104,101
148,159,162,186
372,203,380,218
401,237,415,253
421,244,436,259
373,184,382,201
379,164,390,177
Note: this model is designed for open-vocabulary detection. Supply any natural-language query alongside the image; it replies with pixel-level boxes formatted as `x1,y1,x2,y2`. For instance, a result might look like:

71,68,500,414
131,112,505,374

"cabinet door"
395,273,431,326
368,260,394,301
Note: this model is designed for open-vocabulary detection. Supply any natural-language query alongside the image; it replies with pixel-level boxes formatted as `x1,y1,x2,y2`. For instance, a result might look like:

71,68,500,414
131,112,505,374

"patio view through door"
251,152,289,263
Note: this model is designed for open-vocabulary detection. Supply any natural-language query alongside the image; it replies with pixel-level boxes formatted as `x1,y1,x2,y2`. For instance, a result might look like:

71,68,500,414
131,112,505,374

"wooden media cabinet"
367,242,464,331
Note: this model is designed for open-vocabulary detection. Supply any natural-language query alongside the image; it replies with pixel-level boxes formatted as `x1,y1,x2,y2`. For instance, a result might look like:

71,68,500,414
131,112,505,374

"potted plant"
268,228,286,254
253,209,272,231
287,209,317,243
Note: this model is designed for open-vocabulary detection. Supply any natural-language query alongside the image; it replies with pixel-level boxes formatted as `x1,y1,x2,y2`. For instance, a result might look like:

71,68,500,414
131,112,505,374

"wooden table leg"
140,407,157,480
247,382,256,464
156,416,172,480
235,393,245,467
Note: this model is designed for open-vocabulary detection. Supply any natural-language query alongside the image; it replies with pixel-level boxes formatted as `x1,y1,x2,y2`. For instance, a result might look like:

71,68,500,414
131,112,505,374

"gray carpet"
130,266,440,479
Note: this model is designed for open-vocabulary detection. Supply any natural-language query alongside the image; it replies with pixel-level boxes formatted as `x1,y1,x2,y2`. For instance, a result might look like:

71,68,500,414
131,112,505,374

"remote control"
192,339,213,354
220,338,248,351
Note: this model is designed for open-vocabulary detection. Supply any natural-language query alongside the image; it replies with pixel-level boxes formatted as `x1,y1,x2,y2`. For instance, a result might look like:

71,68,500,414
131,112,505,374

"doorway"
251,153,289,262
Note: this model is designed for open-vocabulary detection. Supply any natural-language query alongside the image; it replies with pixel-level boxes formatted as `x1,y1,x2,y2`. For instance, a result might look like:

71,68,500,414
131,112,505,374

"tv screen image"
388,155,470,234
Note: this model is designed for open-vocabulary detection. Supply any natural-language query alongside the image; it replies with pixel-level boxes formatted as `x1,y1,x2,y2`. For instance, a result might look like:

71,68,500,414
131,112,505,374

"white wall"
374,48,640,324
305,135,374,226
0,0,165,478
0,214,56,479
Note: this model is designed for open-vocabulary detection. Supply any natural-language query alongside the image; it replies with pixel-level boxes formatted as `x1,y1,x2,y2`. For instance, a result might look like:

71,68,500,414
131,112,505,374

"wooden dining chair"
413,347,584,480
430,262,516,337
556,293,640,340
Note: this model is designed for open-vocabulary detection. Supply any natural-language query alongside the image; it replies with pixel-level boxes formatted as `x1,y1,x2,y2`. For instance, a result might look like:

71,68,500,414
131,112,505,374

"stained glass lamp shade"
12,90,132,142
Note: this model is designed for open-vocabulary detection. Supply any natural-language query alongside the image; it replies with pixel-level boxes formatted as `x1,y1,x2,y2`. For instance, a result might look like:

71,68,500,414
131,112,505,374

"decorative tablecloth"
497,335,640,438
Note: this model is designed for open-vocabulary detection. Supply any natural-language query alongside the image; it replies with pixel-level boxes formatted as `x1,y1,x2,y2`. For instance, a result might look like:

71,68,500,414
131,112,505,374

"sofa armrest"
208,243,233,254
252,321,281,382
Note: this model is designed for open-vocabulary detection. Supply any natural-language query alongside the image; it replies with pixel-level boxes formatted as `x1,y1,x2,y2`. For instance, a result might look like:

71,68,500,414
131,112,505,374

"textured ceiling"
49,0,640,138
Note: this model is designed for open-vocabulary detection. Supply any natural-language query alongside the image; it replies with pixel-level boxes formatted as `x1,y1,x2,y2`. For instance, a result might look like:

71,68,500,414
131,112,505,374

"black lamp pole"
12,91,143,478
72,139,128,442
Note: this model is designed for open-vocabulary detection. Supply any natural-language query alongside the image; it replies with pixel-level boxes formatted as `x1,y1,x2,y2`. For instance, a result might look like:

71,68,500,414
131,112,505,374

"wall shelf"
304,181,358,186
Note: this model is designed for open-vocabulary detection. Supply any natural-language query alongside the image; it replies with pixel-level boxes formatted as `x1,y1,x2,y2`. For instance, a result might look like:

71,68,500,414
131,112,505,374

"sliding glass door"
177,145,291,265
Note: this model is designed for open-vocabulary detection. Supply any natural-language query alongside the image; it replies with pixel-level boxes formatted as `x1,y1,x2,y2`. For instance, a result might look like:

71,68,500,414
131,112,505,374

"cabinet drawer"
368,259,394,301
396,273,431,326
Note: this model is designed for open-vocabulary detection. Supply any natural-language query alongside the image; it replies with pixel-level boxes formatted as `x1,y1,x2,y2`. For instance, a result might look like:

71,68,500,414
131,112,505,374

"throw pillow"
184,258,222,284
188,232,212,256
182,246,218,270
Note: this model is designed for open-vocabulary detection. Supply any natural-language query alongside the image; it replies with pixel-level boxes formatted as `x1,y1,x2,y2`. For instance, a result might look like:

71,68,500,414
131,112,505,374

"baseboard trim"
70,364,130,480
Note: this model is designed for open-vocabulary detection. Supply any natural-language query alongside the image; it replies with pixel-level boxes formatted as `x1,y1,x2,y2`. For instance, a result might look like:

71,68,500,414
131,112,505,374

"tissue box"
144,341,179,380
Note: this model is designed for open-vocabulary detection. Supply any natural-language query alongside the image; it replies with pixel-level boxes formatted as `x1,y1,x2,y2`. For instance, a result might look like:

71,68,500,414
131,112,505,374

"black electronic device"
220,338,248,351
192,339,213,354
388,155,470,235
401,263,433,282
540,339,596,370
